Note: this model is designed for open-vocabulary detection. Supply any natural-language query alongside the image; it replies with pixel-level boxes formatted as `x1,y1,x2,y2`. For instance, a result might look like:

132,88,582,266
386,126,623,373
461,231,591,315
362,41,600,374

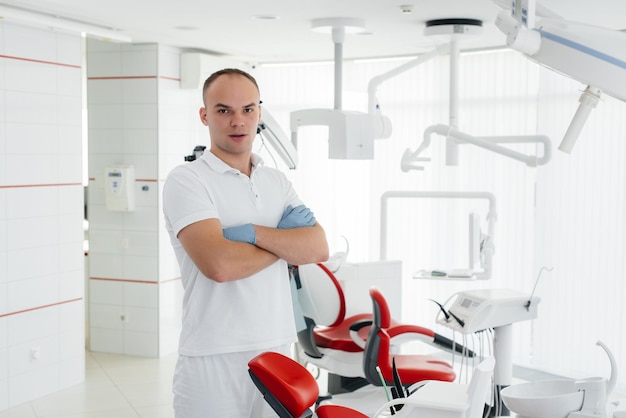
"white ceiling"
1,0,625,64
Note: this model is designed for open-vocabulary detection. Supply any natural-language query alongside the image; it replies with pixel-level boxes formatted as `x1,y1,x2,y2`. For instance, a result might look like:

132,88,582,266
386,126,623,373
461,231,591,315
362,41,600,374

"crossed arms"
178,205,329,283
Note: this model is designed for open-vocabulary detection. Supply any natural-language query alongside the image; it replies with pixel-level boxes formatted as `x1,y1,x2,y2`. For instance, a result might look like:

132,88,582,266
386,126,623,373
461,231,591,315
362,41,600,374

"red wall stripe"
0,182,82,189
90,277,181,284
0,54,81,69
0,298,83,318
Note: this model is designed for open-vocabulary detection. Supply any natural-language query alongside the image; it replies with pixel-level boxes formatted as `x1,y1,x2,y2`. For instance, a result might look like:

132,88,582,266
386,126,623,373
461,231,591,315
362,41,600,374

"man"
163,68,329,417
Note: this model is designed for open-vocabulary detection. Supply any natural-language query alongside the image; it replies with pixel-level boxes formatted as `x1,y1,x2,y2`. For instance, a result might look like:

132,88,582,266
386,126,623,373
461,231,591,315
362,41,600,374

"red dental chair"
361,287,457,387
293,263,469,392
248,351,367,418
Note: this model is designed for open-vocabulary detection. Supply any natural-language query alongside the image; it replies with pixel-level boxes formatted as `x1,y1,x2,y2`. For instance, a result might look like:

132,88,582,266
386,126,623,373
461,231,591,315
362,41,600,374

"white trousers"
173,344,292,418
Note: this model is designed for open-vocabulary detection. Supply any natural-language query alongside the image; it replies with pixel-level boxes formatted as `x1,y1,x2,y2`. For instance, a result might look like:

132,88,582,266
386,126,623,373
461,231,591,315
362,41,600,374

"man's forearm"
254,223,329,265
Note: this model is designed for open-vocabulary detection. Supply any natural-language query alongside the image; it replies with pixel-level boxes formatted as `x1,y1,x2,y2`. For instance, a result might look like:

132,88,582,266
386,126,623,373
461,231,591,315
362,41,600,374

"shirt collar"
202,151,265,175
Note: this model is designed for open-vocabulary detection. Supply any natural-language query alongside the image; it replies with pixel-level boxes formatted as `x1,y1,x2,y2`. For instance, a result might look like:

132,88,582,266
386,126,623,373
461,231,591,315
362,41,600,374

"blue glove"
223,223,256,244
278,205,316,229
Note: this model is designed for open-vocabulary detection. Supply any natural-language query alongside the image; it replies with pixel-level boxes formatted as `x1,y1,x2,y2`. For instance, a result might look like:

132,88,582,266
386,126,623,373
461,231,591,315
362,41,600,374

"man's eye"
218,109,229,114
244,108,254,113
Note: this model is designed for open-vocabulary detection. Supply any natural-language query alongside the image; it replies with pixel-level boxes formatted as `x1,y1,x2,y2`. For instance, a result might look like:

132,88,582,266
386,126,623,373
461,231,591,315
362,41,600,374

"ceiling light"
252,15,280,21
424,18,483,38
0,4,131,42
311,17,366,35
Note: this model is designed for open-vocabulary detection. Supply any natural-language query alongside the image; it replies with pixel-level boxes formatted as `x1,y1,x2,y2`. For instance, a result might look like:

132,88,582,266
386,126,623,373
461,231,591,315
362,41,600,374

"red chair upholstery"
248,352,367,418
362,287,457,387
294,263,465,383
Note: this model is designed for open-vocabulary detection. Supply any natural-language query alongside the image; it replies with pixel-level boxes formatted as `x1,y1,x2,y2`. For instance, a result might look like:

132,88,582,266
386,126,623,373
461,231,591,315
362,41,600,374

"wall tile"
4,59,58,95
125,231,158,257
87,103,124,130
6,246,58,282
0,347,7,380
7,217,59,250
88,253,124,279
7,274,60,313
121,128,157,155
122,46,157,76
87,79,123,104
58,125,82,156
58,154,83,184
4,91,58,125
86,51,122,78
89,279,124,305
158,46,181,79
124,282,158,308
90,303,124,330
124,255,158,281
7,307,59,346
122,78,158,104
3,23,57,63
56,32,82,67
0,284,6,314
58,185,84,216
6,155,59,186
59,302,84,338
59,354,85,388
57,95,81,126
9,363,60,407
0,318,6,347
0,378,6,411
122,103,157,129
0,56,5,91
5,122,58,155
8,335,60,377
59,269,83,302
88,129,124,158
133,182,158,211
124,306,158,332
6,187,58,219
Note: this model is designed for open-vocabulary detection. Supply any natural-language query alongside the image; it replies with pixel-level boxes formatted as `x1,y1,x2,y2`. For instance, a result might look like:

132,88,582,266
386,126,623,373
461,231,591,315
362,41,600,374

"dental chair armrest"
348,319,373,349
387,325,475,357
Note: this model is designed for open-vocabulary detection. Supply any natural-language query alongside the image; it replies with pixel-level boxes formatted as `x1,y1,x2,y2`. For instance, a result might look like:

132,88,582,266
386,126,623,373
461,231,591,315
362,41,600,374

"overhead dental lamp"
495,0,626,154
257,109,298,169
400,17,552,171
290,17,392,160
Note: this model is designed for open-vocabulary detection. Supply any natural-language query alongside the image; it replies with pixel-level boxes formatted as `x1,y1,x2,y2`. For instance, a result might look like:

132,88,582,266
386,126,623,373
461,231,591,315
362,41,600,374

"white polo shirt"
163,151,302,356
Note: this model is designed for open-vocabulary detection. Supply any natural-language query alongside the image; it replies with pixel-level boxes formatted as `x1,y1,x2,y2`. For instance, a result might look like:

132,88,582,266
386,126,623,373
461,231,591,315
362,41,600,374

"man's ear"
199,107,208,126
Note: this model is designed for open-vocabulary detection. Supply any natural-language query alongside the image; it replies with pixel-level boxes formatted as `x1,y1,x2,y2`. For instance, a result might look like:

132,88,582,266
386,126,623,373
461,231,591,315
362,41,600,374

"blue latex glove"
223,223,256,244
278,205,316,229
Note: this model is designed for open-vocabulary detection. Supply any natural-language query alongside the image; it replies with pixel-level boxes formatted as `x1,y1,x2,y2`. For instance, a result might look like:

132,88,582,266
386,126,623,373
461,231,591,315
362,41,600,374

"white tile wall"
86,40,188,357
0,21,85,410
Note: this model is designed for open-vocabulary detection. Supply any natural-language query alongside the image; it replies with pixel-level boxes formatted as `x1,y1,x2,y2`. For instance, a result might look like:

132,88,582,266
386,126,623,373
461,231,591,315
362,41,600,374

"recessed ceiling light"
175,25,198,31
252,15,280,20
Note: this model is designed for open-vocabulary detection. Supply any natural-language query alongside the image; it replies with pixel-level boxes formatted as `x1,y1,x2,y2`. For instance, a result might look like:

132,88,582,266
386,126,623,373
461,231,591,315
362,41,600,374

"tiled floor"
0,350,177,418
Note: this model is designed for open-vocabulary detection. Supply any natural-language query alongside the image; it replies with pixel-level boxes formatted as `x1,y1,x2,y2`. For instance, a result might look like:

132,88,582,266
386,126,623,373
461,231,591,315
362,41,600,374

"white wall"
0,22,85,409
86,40,196,358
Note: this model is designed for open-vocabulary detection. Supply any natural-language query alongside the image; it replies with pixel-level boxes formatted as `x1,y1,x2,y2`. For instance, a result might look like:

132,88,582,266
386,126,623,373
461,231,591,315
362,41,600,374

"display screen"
460,298,474,308
108,172,122,177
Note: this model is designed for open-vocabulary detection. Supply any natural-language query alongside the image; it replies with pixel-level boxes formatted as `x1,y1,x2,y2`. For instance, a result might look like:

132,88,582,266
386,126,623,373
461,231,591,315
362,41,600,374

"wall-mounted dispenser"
104,165,135,212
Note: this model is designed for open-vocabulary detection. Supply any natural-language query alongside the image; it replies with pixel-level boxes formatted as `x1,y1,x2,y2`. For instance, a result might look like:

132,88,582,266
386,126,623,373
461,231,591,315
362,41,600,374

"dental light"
495,0,626,154
258,109,298,169
290,17,392,160
401,18,552,171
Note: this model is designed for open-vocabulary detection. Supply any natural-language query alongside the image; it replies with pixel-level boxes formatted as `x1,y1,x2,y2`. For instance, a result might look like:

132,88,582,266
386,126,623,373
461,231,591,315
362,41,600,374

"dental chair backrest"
296,263,346,328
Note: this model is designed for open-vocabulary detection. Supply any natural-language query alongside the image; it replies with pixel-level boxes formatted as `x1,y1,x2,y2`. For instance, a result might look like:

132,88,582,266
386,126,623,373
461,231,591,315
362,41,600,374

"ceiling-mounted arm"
495,3,626,154
401,124,552,171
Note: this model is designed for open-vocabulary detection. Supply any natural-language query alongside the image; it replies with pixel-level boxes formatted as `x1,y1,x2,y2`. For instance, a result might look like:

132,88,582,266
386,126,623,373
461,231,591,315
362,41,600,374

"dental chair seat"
362,287,457,387
248,351,368,418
